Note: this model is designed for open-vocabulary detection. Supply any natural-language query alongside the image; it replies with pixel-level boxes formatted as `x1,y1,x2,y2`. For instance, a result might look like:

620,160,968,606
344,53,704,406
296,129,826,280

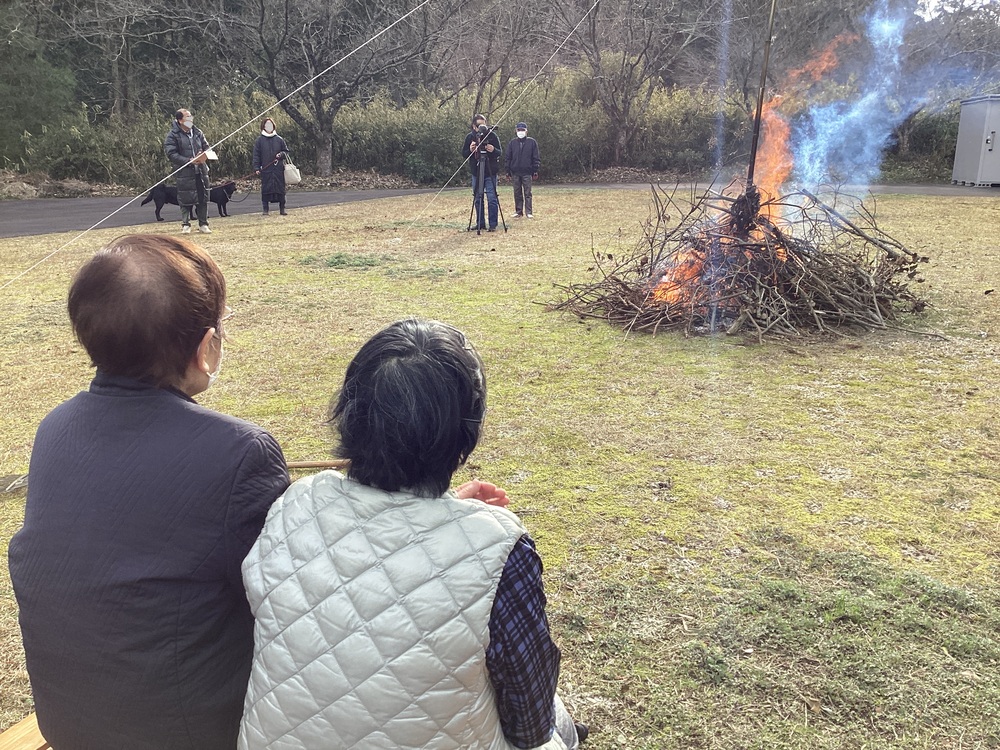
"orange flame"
651,248,703,305
787,33,860,85
756,97,792,204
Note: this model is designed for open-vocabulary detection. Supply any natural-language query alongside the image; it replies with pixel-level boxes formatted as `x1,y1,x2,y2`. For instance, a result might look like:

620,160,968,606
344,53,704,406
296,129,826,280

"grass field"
1,187,998,748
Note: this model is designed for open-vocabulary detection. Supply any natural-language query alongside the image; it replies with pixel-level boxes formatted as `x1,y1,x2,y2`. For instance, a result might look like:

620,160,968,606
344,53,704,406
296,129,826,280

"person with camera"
506,121,541,219
462,113,502,232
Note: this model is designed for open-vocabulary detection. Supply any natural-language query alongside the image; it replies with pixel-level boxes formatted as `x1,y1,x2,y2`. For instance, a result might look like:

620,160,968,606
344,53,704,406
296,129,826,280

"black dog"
209,181,237,217
141,181,237,220
140,184,178,222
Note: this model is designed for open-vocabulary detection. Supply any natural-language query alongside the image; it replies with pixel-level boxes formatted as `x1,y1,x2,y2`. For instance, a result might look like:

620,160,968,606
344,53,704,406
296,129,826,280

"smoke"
713,0,734,171
790,1,922,190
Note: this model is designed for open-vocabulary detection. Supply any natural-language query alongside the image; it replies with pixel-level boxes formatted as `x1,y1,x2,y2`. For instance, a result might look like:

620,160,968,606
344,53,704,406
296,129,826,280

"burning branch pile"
551,184,928,339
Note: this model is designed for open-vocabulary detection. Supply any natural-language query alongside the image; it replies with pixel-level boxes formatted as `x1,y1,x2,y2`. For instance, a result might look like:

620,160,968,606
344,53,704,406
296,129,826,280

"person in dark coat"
462,113,502,231
505,121,541,218
163,109,212,234
8,234,290,750
252,117,290,216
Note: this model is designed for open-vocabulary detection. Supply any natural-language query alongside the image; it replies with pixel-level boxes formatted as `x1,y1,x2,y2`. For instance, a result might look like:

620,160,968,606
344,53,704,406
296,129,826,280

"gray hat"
516,122,527,130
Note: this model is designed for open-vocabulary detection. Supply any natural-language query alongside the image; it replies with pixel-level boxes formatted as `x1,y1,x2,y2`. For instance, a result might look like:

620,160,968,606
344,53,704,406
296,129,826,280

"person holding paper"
164,108,213,234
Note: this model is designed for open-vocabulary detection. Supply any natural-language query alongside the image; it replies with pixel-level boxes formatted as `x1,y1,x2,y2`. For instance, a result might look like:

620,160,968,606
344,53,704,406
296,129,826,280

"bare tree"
547,0,721,165
223,0,467,175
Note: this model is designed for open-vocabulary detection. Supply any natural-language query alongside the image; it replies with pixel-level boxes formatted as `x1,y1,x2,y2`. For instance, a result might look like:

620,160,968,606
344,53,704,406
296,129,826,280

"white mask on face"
517,131,527,139
207,340,223,387
264,122,275,134
182,118,194,129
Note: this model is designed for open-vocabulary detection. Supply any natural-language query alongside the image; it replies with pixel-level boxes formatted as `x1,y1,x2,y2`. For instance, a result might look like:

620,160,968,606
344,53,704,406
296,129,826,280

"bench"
0,713,49,750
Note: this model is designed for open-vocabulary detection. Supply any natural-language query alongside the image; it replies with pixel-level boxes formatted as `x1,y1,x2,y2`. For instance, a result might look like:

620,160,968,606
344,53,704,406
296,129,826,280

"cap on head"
516,122,527,131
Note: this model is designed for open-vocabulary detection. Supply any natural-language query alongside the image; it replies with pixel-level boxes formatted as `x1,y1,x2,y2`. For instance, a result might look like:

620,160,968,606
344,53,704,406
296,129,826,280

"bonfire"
550,182,928,339
551,4,928,340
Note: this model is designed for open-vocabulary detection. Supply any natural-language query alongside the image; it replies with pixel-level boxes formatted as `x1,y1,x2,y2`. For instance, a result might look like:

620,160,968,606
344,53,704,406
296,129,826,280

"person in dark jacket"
462,113,502,231
164,109,212,234
252,117,290,216
506,121,541,218
8,234,290,750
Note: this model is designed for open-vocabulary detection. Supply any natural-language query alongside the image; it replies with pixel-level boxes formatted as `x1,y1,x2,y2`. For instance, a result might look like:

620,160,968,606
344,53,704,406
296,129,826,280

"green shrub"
636,87,749,174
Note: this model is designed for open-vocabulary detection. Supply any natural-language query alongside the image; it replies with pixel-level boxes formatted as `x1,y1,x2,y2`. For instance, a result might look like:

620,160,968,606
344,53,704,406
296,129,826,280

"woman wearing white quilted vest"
240,319,587,750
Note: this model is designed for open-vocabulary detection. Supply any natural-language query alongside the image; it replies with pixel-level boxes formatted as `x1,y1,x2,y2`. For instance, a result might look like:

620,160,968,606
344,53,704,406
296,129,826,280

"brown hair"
260,117,275,130
68,234,226,386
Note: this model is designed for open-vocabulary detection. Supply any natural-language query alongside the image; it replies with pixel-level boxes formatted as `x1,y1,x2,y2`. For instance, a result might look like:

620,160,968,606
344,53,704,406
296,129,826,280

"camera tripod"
466,129,507,235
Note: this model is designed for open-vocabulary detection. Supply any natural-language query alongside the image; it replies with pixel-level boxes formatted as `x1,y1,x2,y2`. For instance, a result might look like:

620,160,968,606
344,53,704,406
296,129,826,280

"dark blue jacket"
8,373,289,750
505,136,540,176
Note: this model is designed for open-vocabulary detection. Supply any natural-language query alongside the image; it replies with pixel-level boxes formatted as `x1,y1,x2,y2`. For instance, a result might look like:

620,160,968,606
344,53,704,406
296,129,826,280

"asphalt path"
0,183,994,240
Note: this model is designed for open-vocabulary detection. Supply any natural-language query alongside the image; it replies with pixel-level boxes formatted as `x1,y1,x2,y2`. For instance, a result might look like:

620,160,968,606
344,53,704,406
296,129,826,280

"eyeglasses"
212,305,234,340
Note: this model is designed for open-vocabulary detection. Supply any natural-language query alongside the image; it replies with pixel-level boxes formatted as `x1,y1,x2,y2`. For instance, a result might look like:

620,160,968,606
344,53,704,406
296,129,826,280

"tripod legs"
468,160,503,234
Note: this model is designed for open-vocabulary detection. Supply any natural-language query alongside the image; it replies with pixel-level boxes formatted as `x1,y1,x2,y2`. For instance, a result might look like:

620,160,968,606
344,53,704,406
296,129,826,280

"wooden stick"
286,459,350,470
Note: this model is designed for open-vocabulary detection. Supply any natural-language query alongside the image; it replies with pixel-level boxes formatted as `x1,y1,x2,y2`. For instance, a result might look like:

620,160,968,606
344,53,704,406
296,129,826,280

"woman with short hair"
9,234,290,749
240,318,585,750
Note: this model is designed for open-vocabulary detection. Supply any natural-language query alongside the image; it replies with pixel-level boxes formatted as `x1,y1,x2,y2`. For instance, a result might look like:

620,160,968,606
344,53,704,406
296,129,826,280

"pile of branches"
551,184,929,339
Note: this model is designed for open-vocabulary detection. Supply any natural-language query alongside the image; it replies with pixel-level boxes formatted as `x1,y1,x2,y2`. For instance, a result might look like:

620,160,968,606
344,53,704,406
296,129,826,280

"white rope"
402,0,601,231
0,0,434,293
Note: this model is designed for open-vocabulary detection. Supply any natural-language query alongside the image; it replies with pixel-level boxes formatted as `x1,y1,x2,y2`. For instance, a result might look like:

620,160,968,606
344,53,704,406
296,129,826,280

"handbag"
283,156,302,185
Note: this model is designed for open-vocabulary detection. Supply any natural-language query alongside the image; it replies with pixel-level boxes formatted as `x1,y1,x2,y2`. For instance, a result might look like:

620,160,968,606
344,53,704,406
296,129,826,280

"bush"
636,87,749,175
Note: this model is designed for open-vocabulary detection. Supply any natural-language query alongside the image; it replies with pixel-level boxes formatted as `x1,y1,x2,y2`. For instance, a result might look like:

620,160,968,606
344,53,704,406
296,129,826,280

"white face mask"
517,131,526,139
263,122,275,134
182,118,194,129
207,340,223,387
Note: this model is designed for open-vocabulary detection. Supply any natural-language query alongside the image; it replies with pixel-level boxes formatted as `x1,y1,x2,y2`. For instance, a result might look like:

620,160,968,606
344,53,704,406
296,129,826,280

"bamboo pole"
286,459,350,470
746,0,780,187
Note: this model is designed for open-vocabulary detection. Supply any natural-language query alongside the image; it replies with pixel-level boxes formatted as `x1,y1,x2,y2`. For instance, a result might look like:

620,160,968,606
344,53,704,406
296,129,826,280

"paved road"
0,183,994,240
0,188,441,240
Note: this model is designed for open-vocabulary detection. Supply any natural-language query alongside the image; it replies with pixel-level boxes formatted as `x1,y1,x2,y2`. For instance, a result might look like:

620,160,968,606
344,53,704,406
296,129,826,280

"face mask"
207,340,223,387
517,131,526,139
264,122,274,134
182,118,194,129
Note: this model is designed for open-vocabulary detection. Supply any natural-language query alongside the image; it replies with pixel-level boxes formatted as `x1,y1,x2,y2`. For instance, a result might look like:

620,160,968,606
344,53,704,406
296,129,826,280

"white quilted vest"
239,471,567,750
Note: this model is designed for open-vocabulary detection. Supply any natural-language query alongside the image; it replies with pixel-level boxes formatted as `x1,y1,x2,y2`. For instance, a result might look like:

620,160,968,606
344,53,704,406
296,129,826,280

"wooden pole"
746,0,779,187
286,459,350,470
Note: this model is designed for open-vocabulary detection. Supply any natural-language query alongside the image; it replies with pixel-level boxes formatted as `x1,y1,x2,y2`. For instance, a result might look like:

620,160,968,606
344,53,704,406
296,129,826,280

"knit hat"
516,122,527,130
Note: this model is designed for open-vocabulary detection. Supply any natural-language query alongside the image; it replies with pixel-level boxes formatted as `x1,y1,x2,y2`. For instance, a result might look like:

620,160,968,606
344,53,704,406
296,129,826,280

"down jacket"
164,120,211,206
252,133,289,198
239,471,570,750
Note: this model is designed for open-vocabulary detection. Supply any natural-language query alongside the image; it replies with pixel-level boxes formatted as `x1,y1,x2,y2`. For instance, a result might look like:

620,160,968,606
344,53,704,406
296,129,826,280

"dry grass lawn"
1,187,999,748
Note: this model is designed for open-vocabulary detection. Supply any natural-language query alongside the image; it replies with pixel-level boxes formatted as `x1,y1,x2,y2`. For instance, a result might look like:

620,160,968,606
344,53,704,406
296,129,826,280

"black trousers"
182,175,209,227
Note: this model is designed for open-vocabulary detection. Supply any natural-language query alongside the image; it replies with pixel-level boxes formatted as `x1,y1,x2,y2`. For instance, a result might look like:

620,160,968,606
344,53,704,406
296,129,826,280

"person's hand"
470,142,477,153
455,480,509,508
532,173,538,180
254,170,260,176
192,152,208,164
485,144,494,152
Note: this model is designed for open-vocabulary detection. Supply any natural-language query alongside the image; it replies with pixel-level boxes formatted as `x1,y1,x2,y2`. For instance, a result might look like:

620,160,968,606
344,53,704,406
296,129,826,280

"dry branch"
550,184,928,340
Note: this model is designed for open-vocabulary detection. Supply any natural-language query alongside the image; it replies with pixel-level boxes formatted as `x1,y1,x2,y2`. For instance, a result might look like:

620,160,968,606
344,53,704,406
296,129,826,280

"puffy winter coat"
164,121,211,206
239,471,570,750
253,133,289,197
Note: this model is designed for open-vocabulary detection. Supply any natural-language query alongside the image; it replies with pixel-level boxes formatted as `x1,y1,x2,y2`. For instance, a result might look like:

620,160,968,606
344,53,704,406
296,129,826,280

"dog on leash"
141,181,237,221
140,184,179,222
209,181,237,217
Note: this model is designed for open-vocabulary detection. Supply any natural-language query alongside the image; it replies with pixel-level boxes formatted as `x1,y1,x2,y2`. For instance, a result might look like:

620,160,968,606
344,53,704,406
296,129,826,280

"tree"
223,0,467,176
0,17,77,164
547,0,721,165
